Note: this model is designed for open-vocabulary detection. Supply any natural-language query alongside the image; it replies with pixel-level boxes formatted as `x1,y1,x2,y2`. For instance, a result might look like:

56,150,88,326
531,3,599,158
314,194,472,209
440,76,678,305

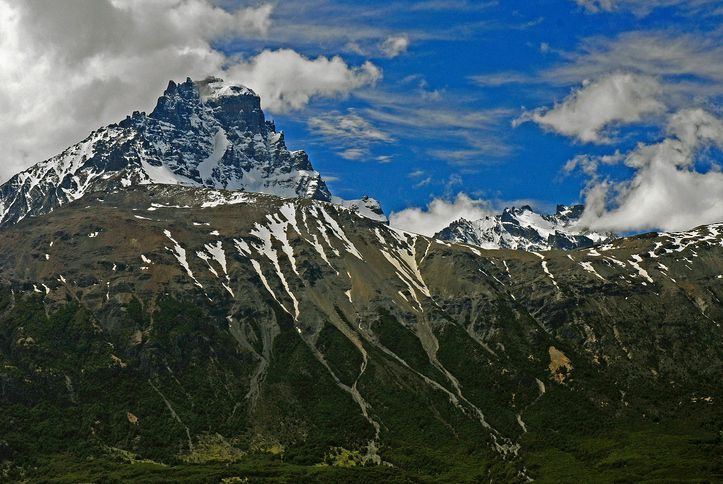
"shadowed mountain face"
0,77,331,227
436,204,615,251
0,185,720,482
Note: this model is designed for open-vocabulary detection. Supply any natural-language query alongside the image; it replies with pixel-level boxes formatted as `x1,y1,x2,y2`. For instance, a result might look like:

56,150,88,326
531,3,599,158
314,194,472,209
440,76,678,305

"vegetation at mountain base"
0,186,721,482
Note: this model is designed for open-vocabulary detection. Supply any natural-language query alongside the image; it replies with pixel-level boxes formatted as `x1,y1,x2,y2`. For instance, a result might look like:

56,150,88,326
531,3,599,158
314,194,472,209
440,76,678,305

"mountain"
0,184,720,482
0,77,334,227
0,77,719,482
333,195,387,223
435,204,615,251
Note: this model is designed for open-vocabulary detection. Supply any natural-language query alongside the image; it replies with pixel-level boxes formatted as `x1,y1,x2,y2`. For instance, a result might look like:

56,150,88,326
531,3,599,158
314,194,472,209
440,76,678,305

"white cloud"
0,0,273,180
308,111,392,142
562,151,624,176
339,148,367,160
414,177,433,188
577,108,723,232
389,193,493,236
574,0,723,16
354,87,514,166
307,109,392,161
531,30,723,232
380,34,410,58
428,143,511,163
0,0,380,182
225,49,381,112
548,31,723,95
514,73,664,143
468,71,533,87
574,0,616,12
365,103,511,131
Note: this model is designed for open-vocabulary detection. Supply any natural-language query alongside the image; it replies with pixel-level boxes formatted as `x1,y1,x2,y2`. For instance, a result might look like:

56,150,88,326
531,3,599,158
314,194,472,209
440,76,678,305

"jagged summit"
0,77,333,227
196,76,258,100
149,77,266,134
332,195,387,223
436,204,614,251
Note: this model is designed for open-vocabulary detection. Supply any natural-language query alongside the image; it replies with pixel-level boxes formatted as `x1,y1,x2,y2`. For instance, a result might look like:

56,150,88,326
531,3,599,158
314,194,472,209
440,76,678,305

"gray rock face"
0,77,331,227
435,204,615,251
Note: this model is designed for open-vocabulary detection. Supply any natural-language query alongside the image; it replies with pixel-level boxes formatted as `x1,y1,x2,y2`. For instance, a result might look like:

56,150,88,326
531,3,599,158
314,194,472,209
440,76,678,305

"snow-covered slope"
435,204,614,251
0,77,334,226
332,195,388,223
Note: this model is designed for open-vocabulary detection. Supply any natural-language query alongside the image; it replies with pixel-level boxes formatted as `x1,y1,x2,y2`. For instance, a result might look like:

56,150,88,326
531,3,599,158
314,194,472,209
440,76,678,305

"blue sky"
1,0,722,234
211,0,723,234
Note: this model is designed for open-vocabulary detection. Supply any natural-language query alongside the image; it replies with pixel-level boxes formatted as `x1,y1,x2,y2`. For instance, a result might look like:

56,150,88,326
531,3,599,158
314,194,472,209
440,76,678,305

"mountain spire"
0,78,332,226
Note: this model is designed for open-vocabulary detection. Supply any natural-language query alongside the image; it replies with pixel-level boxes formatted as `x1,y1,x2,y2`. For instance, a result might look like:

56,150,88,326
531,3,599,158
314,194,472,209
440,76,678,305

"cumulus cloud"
514,73,664,143
562,151,624,176
531,29,723,232
389,193,493,236
226,50,381,112
576,108,723,232
0,0,380,181
0,0,270,179
380,34,410,58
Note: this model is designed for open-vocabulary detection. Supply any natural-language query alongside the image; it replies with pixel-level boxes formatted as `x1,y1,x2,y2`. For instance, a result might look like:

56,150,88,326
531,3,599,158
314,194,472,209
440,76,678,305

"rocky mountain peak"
0,77,341,227
332,195,388,223
196,76,257,98
151,77,266,135
435,203,614,251
555,204,585,221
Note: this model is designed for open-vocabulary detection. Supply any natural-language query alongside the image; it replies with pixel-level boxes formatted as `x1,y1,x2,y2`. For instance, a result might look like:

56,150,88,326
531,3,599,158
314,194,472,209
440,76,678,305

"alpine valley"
0,79,721,483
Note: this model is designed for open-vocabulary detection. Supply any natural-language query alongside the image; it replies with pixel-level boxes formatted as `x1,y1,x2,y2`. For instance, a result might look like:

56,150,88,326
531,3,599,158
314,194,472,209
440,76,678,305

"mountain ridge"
0,183,720,481
435,203,615,251
0,77,720,482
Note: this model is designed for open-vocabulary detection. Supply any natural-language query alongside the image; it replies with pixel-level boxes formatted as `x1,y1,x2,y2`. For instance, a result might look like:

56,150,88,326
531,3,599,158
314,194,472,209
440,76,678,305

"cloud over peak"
389,193,493,236
0,0,381,181
226,50,381,113
577,108,723,232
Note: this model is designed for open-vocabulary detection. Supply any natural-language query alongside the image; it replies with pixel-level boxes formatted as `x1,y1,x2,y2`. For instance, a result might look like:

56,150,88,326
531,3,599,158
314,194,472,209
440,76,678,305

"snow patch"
164,229,202,288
